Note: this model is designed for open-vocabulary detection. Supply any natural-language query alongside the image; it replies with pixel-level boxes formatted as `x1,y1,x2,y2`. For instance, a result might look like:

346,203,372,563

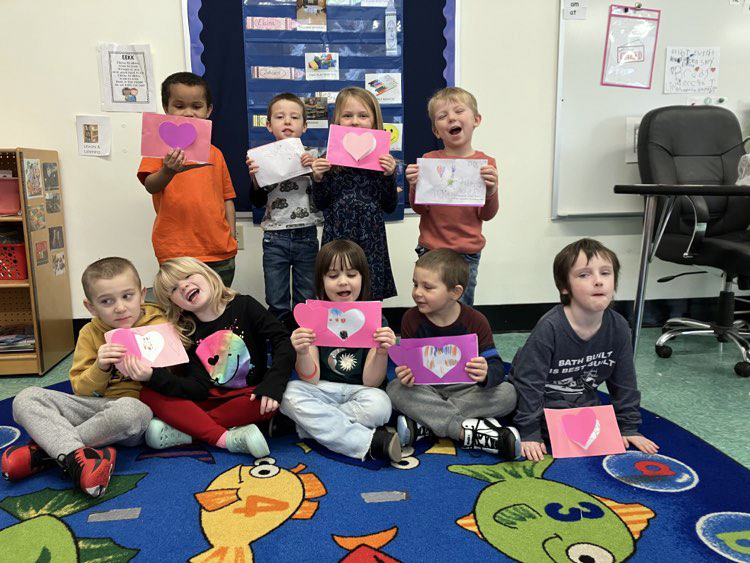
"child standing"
129,257,295,458
405,87,499,306
246,93,323,331
281,240,401,462
311,87,398,301
387,249,520,459
137,72,237,286
510,238,659,461
2,258,158,497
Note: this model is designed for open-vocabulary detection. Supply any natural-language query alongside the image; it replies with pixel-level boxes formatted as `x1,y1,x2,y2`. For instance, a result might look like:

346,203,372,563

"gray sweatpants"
12,387,152,459
386,380,517,441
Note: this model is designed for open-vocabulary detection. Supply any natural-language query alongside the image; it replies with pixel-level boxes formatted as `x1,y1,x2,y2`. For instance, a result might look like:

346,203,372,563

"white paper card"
76,115,112,157
664,47,720,94
415,159,488,207
97,43,157,113
246,138,311,187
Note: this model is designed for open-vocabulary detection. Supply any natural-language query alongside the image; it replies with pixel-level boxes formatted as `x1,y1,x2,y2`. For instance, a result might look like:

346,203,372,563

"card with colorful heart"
141,112,212,163
326,124,391,171
545,405,626,458
293,300,382,348
104,323,189,370
388,334,478,385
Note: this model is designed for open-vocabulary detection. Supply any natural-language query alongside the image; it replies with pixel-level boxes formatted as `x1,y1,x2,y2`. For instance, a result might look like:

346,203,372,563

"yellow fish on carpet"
190,460,327,562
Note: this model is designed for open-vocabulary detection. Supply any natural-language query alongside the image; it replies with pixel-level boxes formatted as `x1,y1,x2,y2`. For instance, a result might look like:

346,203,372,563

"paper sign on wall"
664,47,720,94
246,138,312,187
104,323,189,371
389,334,478,385
414,158,488,206
326,124,391,171
141,113,212,163
545,405,626,458
294,300,382,348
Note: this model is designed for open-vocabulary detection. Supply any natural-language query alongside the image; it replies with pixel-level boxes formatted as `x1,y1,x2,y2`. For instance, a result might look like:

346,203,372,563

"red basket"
0,243,28,280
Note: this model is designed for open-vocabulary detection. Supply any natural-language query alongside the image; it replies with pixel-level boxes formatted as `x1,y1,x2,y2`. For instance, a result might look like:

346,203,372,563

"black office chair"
637,105,750,377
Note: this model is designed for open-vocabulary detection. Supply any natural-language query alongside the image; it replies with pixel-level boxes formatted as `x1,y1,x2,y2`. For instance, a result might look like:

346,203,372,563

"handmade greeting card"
105,323,189,371
141,112,212,163
414,158,488,206
545,405,626,459
326,124,391,171
246,138,312,187
388,334,478,385
293,300,382,348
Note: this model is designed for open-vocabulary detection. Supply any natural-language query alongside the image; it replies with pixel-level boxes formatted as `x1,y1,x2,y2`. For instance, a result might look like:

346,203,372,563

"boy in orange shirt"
137,72,237,286
405,87,499,306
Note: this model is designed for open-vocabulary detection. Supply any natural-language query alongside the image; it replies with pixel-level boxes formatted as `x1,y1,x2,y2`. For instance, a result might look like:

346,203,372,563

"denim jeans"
416,245,481,306
263,226,318,322
280,379,392,459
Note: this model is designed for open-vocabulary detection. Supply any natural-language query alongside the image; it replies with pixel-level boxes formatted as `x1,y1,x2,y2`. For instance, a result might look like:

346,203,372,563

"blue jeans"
416,245,481,306
263,226,318,322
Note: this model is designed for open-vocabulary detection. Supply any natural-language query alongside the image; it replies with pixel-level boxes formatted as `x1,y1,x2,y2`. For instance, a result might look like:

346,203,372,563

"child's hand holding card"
388,334,478,384
104,323,188,372
246,138,312,187
141,112,212,164
293,300,382,348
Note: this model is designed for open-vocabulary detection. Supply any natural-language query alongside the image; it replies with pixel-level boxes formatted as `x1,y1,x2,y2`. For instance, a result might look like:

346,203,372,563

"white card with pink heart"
293,300,382,348
388,334,478,385
104,323,189,370
141,113,212,163
326,124,391,171
414,158,488,207
545,405,626,458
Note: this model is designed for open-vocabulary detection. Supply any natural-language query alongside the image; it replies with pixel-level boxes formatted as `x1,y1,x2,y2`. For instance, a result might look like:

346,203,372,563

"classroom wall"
1,0,722,319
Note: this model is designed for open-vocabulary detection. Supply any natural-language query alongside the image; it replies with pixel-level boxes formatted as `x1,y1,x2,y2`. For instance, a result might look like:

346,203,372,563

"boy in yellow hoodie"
1,257,165,497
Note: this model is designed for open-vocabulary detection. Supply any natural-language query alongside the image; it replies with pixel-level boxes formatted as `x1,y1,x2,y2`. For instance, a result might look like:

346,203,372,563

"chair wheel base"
734,362,750,378
655,345,672,358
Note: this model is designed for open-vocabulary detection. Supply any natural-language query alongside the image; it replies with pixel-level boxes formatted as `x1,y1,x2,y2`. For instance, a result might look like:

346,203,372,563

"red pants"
139,386,275,445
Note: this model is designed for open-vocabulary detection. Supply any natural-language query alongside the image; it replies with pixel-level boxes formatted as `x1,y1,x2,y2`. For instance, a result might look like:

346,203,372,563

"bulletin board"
552,1,750,218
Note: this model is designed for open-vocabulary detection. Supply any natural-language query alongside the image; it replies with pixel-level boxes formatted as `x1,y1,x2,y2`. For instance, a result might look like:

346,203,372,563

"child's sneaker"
368,427,402,462
59,446,116,498
226,424,270,458
462,418,522,460
396,415,433,447
1,442,55,481
145,418,192,449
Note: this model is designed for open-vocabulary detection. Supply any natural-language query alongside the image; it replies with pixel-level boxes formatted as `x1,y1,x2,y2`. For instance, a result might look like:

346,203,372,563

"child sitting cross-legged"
387,248,520,459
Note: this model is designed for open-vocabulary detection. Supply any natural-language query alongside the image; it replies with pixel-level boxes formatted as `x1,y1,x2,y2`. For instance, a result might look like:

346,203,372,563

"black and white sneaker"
368,427,402,462
396,415,433,447
462,417,521,460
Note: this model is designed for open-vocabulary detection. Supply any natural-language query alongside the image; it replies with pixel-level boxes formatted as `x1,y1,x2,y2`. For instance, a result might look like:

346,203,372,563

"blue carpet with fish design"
1,381,749,562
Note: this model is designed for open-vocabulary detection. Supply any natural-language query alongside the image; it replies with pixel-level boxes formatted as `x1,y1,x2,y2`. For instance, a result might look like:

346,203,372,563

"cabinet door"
19,148,73,372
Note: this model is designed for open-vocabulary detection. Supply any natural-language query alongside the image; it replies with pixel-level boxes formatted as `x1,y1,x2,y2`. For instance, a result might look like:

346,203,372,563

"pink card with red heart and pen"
545,405,625,458
104,323,189,371
388,334,478,385
325,124,391,171
293,300,382,348
141,113,212,163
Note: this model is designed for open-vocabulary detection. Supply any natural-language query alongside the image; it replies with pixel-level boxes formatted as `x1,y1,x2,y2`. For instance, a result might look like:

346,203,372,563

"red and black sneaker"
59,447,116,498
1,442,55,481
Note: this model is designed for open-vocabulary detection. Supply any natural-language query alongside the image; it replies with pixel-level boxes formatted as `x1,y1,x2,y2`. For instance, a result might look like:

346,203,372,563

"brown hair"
415,248,469,292
314,240,371,301
427,87,479,125
82,257,141,300
266,92,307,125
553,238,621,305
332,87,384,130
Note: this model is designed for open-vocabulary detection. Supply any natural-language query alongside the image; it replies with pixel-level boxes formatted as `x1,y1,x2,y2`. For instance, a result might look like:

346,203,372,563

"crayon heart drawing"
105,323,189,369
158,122,198,149
327,308,366,340
134,331,165,363
562,407,600,450
421,344,461,378
342,132,376,162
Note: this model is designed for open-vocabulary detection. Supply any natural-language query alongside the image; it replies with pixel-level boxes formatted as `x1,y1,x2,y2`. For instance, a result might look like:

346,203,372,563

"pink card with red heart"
388,334,478,385
104,323,189,370
141,112,212,163
326,124,391,171
545,405,625,458
294,300,382,348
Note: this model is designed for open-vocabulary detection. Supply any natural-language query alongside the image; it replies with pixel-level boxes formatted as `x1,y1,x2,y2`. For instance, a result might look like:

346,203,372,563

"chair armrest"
680,195,709,258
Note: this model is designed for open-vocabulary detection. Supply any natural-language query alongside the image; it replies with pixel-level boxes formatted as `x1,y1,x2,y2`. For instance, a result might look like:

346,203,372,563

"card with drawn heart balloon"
293,300,382,348
544,405,625,458
325,124,391,171
388,334,478,385
104,323,189,371
141,112,212,163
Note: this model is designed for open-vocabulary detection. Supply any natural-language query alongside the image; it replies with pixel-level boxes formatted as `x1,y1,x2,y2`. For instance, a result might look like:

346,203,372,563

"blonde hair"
427,87,479,125
153,257,237,346
333,87,384,130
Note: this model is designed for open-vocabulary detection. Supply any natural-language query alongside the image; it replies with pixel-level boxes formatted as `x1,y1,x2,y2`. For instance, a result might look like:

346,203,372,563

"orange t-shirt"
138,145,237,264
